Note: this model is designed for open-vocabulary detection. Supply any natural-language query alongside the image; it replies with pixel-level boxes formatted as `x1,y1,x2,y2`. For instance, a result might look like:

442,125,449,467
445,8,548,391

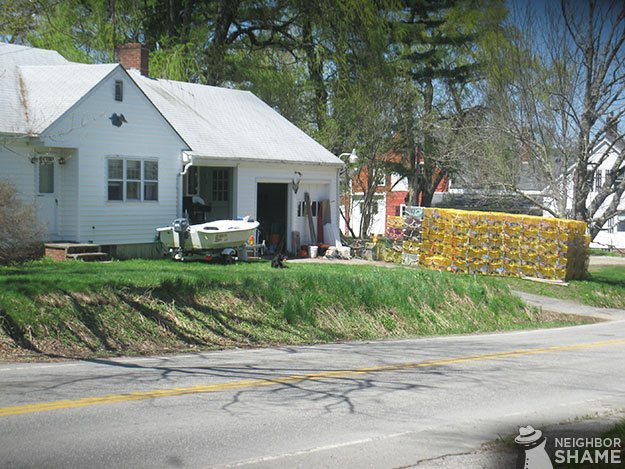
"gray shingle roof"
19,63,117,134
0,43,69,135
1,43,342,166
130,71,342,165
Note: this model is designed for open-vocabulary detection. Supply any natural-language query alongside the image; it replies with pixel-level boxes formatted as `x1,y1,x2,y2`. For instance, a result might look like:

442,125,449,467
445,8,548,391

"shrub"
0,181,45,265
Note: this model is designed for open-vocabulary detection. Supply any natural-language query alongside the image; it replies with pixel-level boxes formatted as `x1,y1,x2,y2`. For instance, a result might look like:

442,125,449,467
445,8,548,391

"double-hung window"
595,169,603,192
144,161,158,200
107,158,158,202
212,169,229,201
126,160,141,200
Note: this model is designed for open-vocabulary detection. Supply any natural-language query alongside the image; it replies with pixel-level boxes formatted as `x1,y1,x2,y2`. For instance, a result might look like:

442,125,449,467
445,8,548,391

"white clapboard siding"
0,141,35,203
0,143,78,241
40,67,187,245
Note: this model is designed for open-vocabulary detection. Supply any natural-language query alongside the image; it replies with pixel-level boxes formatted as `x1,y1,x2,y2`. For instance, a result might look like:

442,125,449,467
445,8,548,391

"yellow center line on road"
2,339,624,417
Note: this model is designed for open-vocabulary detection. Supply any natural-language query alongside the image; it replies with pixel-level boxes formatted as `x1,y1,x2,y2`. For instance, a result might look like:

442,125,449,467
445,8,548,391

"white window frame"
126,159,141,201
37,155,56,194
595,169,603,192
114,80,123,102
212,168,229,201
143,160,159,201
376,171,386,187
107,157,159,202
297,200,318,217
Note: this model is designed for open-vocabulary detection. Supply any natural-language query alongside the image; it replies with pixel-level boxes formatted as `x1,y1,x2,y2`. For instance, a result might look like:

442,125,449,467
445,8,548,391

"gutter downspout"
180,154,194,176
177,153,194,218
336,168,341,230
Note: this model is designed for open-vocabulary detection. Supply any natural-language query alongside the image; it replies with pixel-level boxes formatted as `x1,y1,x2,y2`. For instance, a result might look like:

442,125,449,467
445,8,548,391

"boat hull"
157,219,259,252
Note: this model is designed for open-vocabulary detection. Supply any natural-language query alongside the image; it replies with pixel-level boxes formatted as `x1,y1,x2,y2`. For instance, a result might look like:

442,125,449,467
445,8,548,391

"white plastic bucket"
308,245,318,258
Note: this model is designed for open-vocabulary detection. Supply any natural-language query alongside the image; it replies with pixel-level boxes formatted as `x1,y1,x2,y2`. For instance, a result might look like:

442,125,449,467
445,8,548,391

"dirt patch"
537,310,603,324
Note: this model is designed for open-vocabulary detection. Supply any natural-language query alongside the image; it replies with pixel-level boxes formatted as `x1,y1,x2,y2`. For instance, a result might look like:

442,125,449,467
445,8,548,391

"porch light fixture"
339,148,358,177
339,148,358,164
292,171,302,193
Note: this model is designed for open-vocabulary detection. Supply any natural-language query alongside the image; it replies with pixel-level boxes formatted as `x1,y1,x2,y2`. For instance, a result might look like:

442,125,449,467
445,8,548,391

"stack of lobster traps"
381,207,589,281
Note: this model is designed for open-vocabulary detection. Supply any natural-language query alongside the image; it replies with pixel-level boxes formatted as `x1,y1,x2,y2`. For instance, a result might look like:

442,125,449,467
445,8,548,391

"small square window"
298,201,318,217
127,160,141,180
127,181,140,200
144,182,158,201
108,159,123,179
108,181,123,201
144,161,158,180
115,80,123,101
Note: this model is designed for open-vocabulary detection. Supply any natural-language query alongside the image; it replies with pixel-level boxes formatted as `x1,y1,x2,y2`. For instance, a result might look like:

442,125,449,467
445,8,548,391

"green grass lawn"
0,258,610,360
589,248,625,257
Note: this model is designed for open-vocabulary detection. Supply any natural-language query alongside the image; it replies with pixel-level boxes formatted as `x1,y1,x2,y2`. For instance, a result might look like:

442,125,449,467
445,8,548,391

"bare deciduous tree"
476,0,625,239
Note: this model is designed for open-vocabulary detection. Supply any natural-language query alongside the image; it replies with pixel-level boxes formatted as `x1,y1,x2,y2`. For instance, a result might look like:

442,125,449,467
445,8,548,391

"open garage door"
257,183,288,253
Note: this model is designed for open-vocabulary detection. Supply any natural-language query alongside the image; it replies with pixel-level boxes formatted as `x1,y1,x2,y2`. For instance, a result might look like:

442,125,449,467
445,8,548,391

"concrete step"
45,243,102,253
66,252,111,262
44,243,109,262
65,244,102,254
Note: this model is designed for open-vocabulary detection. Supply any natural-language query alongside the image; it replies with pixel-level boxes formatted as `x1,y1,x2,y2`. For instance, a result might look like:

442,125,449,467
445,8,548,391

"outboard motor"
172,218,190,233
172,218,190,255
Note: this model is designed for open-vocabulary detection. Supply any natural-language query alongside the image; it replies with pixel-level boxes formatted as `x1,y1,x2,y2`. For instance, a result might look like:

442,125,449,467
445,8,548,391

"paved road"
2,311,625,468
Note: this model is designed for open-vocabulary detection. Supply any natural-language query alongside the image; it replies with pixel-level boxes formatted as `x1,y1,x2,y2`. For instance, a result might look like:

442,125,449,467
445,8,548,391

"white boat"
157,217,259,259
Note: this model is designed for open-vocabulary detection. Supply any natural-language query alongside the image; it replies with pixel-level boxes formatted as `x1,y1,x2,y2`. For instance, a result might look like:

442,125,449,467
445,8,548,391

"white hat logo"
515,425,553,469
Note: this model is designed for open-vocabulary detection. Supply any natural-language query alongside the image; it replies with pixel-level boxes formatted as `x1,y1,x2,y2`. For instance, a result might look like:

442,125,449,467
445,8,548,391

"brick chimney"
117,43,149,76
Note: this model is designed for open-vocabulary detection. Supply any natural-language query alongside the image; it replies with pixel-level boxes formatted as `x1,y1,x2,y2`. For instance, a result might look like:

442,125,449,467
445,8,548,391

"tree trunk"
204,0,240,86
302,16,328,131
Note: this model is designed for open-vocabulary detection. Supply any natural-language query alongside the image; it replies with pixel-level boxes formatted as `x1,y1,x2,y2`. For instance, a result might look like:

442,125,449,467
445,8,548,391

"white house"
0,43,343,257
588,128,625,250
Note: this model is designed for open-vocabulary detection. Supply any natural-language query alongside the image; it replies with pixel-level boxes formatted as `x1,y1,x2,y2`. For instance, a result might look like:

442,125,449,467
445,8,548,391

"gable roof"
131,72,342,165
0,43,69,135
590,133,625,165
18,63,118,134
1,43,343,167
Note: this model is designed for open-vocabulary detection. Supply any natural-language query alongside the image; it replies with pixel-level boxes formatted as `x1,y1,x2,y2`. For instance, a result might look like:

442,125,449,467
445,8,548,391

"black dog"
271,253,288,268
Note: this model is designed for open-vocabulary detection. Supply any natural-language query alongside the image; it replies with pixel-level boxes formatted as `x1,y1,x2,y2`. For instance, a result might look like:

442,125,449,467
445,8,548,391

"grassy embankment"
0,258,600,360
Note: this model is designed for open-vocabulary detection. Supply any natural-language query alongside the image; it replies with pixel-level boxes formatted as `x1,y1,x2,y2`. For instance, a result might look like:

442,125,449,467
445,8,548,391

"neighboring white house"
587,130,625,250
0,43,343,256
